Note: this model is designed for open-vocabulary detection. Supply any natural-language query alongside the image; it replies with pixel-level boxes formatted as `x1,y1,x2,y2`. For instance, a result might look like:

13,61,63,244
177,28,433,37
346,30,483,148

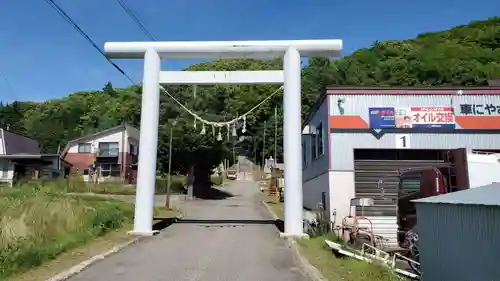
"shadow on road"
151,217,285,233
274,219,284,232
152,217,178,231
176,219,284,232
194,187,234,200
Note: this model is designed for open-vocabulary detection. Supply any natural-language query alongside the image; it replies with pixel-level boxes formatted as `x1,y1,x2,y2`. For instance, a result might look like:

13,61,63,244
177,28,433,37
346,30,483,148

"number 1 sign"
395,134,411,148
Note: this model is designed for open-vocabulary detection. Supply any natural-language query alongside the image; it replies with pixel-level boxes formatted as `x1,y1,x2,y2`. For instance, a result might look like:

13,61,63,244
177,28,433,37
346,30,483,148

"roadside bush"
32,176,188,195
0,185,133,279
154,175,186,194
210,175,223,186
36,178,136,195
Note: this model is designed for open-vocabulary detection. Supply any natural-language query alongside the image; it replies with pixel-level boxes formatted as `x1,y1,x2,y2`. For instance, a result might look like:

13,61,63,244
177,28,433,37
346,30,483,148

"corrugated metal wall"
358,217,398,247
353,158,450,246
329,93,500,170
328,94,500,119
302,97,330,181
354,159,446,216
330,132,500,170
416,203,500,281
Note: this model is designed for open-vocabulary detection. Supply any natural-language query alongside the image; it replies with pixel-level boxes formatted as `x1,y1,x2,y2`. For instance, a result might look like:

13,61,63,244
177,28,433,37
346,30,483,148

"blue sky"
0,0,498,102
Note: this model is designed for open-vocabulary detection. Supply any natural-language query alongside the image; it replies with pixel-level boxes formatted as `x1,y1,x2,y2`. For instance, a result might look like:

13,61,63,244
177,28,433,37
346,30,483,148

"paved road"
67,180,312,281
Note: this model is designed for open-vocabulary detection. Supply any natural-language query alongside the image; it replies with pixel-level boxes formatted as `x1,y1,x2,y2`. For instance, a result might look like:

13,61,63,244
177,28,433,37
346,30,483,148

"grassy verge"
32,174,224,196
297,237,401,281
211,175,223,186
5,207,179,281
28,176,188,195
262,194,399,281
0,185,179,281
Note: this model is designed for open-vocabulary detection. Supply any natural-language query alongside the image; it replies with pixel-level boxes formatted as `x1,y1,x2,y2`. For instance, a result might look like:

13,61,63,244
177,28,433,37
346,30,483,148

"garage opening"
352,148,468,245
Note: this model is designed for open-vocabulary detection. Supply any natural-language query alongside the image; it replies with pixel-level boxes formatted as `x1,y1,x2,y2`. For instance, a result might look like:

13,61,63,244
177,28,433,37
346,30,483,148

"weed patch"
0,185,134,279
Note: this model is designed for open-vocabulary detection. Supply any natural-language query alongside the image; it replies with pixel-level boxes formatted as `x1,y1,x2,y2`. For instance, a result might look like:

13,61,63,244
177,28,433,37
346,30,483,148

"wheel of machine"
404,227,421,276
348,233,372,250
357,234,374,252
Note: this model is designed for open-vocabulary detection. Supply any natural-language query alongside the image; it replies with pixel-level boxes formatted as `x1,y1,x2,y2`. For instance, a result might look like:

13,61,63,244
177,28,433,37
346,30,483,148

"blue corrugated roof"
412,182,500,206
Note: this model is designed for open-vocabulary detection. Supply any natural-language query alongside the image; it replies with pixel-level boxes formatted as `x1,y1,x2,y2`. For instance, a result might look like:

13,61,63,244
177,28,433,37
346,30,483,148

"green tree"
2,17,499,191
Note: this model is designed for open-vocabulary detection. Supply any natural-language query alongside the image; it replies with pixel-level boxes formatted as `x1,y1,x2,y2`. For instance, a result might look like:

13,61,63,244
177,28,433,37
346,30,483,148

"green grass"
210,175,223,186
0,184,135,279
262,194,400,281
297,236,402,281
27,176,188,195
30,174,223,196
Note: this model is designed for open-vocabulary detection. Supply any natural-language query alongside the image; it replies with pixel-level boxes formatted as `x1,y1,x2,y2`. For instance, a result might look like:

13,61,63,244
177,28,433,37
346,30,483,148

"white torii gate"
104,39,343,238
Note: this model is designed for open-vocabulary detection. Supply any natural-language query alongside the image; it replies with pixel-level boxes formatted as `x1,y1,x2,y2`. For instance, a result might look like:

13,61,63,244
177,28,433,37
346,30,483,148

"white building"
301,85,500,246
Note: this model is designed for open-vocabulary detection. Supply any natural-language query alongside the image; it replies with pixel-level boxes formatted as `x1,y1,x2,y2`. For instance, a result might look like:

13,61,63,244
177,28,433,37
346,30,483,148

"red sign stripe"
327,89,500,95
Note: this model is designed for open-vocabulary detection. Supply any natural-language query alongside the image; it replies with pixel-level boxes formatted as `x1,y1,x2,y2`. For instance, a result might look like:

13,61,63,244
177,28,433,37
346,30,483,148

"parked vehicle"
226,169,237,180
395,165,456,275
383,151,500,276
396,151,500,275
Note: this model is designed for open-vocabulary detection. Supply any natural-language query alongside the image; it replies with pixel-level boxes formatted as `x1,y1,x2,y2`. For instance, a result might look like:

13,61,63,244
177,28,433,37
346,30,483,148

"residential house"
0,128,70,186
61,124,140,184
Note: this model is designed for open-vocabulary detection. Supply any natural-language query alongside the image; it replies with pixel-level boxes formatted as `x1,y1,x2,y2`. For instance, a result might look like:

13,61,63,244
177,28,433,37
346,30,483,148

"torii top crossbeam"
104,39,343,59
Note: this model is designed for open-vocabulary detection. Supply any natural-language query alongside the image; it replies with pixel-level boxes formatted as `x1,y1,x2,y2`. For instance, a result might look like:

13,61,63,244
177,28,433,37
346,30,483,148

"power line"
43,0,281,133
43,0,134,83
115,0,156,41
0,69,13,92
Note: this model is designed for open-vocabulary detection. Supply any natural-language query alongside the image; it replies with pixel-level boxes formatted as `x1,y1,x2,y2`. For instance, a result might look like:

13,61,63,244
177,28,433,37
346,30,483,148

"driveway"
67,180,311,281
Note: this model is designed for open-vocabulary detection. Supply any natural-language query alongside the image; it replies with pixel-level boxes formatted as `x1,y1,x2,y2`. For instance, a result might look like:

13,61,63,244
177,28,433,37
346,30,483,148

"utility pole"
274,107,278,169
262,121,267,168
253,137,257,165
165,124,173,208
232,137,236,173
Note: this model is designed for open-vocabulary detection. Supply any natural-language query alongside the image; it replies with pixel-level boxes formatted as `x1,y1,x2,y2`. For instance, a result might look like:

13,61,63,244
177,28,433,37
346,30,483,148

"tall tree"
3,17,499,185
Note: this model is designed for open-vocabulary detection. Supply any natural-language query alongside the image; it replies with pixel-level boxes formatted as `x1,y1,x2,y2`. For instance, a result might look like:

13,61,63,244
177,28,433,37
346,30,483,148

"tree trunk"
193,166,211,198
184,165,194,199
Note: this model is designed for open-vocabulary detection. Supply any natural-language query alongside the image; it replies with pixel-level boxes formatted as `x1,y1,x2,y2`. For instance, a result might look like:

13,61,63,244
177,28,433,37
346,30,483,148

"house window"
302,140,308,168
129,144,136,155
310,126,317,160
78,143,91,153
0,160,8,179
310,121,324,160
100,164,121,177
98,142,119,157
316,122,324,157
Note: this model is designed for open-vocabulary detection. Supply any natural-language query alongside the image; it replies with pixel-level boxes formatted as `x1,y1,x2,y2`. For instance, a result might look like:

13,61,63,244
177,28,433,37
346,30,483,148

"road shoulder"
261,200,328,281
6,209,179,281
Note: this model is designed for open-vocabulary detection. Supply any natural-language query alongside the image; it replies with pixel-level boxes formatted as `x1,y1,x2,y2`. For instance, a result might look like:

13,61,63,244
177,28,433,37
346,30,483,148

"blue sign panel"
412,123,456,129
369,107,396,129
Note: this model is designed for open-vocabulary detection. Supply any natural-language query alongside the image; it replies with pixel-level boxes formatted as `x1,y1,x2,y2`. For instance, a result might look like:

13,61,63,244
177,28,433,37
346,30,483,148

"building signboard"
369,106,455,129
458,103,500,115
368,107,396,129
411,107,455,129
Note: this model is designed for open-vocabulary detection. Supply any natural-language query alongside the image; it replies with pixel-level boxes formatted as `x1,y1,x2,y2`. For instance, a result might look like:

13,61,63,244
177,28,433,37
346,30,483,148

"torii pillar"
104,39,343,238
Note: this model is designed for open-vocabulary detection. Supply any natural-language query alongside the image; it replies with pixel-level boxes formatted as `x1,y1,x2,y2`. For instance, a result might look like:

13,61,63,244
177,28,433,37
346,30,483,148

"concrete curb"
45,235,148,281
261,201,328,281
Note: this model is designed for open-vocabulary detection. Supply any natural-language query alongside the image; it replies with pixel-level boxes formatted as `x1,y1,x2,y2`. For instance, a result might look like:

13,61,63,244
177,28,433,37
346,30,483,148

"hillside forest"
0,17,499,187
